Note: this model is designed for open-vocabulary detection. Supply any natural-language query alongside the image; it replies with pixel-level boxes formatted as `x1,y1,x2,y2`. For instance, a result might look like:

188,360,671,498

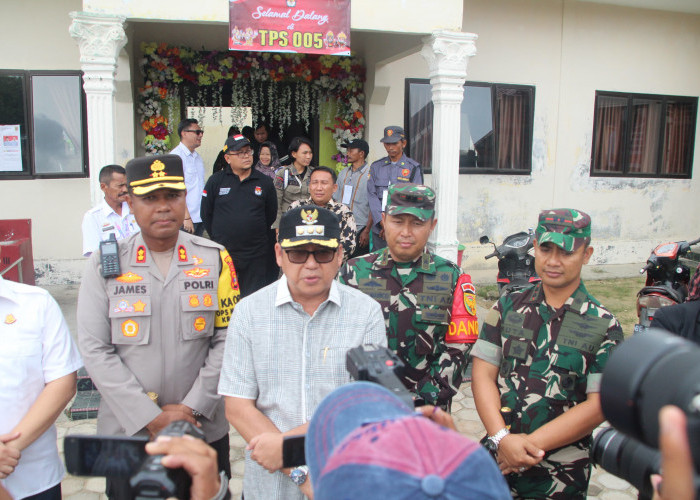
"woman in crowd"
273,136,313,228
254,141,281,180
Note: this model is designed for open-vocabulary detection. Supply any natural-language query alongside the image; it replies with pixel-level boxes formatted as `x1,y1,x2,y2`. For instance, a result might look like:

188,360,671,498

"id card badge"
342,185,353,205
381,189,389,212
284,169,289,189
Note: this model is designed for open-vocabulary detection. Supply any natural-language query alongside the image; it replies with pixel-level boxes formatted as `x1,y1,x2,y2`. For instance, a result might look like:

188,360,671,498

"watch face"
290,467,308,485
485,438,497,453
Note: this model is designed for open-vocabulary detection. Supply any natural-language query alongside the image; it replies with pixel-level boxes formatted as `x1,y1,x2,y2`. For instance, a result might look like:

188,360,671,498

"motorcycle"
635,237,700,333
479,229,540,295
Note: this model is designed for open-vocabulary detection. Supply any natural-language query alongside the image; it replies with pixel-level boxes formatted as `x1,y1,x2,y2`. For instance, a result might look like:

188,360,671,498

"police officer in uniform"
471,209,623,499
77,154,240,499
366,126,423,250
340,184,470,410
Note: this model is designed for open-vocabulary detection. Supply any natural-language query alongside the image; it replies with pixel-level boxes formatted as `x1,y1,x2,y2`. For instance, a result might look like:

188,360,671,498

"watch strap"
488,427,510,449
209,471,230,500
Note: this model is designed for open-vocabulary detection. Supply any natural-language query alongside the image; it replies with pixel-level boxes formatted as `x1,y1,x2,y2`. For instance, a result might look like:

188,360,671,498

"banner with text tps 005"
229,0,350,56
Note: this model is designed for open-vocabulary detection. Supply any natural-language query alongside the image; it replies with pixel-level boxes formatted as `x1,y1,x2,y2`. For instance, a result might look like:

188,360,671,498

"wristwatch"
289,465,309,486
486,427,510,453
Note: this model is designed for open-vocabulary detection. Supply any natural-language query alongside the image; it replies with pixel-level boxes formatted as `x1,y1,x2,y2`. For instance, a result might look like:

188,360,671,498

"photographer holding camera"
471,209,624,499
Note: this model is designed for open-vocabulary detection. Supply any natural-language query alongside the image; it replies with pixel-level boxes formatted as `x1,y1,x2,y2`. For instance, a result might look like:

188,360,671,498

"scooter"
480,229,540,295
635,237,700,333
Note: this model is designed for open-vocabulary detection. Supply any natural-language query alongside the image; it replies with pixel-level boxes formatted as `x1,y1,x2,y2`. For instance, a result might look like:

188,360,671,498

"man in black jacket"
201,134,277,297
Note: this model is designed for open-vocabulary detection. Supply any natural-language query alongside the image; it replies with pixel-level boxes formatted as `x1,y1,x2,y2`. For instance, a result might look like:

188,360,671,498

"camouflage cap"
385,184,435,222
536,208,591,251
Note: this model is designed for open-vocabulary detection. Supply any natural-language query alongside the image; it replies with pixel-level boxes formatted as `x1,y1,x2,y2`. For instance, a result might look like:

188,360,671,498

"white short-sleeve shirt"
81,199,140,256
0,277,82,498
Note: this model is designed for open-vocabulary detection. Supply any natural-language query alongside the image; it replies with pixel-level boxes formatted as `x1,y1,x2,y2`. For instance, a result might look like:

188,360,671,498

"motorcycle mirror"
479,236,490,245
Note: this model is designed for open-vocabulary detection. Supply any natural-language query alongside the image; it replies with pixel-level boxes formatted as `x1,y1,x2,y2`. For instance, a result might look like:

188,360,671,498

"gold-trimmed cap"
279,206,341,249
126,154,186,195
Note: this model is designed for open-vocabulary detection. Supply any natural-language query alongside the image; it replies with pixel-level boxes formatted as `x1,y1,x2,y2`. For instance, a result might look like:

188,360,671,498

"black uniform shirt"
201,167,277,260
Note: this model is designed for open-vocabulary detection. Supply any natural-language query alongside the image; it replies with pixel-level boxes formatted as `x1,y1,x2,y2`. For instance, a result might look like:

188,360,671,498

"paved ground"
46,262,644,499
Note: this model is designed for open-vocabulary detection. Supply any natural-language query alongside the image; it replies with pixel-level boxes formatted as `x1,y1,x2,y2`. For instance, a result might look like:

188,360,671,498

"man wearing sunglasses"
172,118,205,236
201,134,277,297
340,184,471,411
218,205,386,500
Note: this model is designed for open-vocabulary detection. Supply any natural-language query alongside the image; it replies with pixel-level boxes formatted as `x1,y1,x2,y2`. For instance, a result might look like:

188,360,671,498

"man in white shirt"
81,165,139,256
171,118,205,236
0,245,82,499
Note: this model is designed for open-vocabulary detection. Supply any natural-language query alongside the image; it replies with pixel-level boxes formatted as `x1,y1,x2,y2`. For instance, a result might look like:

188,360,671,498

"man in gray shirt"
218,205,386,500
334,139,372,257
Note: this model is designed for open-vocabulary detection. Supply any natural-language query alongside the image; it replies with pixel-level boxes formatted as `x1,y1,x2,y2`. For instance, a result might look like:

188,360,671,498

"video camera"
282,344,414,468
64,420,204,499
591,328,700,499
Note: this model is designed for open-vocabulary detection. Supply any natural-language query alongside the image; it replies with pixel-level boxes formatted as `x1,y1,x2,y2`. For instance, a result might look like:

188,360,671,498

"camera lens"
591,427,660,499
601,329,700,447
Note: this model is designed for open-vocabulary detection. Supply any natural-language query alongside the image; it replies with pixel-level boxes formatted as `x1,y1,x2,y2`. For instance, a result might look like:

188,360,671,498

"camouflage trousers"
507,442,591,500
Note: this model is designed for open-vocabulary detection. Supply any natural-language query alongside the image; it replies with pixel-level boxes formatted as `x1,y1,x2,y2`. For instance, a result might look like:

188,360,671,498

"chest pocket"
416,272,453,326
358,278,390,309
547,314,607,400
0,340,41,391
108,294,152,346
499,311,534,381
179,272,218,340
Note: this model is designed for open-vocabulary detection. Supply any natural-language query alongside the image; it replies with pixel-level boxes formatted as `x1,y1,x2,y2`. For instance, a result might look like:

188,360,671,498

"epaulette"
189,236,224,251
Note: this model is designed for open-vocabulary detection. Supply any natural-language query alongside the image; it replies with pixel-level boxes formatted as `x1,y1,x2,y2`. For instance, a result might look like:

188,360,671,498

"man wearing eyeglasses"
171,118,206,236
201,135,277,297
340,184,471,411
218,205,386,500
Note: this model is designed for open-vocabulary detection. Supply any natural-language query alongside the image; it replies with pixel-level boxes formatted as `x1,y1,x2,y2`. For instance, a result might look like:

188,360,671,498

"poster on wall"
0,125,22,172
229,0,351,56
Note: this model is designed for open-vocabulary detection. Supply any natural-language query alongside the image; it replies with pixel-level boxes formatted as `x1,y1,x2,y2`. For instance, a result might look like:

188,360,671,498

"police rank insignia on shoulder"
136,246,147,263
178,245,188,262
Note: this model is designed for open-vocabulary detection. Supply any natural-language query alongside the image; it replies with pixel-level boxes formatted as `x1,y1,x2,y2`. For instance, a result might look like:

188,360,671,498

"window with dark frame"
405,79,535,174
0,70,87,179
591,91,697,178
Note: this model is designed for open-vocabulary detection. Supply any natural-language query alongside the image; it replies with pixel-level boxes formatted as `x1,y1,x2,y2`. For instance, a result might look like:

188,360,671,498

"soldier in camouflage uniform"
339,184,469,410
471,209,624,500
289,166,356,265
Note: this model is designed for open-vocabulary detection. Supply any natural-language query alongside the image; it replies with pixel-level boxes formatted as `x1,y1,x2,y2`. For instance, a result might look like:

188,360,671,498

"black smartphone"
282,435,306,468
64,434,149,478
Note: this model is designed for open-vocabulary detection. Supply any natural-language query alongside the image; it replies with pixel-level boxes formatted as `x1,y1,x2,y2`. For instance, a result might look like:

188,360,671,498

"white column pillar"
421,31,477,264
69,11,127,207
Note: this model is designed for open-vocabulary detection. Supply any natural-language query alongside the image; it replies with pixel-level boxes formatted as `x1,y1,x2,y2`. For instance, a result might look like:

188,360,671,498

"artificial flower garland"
138,42,366,156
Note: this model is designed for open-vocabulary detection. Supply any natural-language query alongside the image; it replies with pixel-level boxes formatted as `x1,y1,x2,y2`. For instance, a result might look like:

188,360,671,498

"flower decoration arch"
138,42,365,155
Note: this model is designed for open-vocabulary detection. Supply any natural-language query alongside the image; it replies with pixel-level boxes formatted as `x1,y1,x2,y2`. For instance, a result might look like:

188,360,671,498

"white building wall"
367,0,700,268
82,0,463,31
1,0,135,281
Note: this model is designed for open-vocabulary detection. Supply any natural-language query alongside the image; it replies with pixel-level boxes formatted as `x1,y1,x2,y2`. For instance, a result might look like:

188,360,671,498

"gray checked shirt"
218,276,387,500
